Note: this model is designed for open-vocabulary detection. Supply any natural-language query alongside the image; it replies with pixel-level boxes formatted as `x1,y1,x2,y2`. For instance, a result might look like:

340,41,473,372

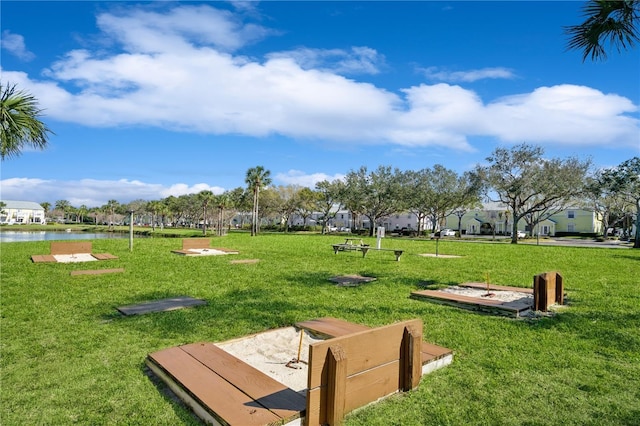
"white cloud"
3,4,638,152
267,46,385,75
1,30,35,61
419,66,516,83
0,177,223,207
275,170,346,188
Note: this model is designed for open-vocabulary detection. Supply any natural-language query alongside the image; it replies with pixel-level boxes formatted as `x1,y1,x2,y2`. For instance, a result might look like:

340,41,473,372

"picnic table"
332,238,404,261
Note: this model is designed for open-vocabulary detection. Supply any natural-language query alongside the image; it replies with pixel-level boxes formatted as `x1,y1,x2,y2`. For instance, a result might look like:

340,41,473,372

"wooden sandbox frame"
171,238,239,256
146,318,453,426
31,241,118,263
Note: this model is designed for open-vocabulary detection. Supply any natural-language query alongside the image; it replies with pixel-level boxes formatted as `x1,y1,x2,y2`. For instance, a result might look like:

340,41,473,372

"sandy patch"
53,253,98,263
216,327,325,393
419,253,463,258
440,285,533,304
186,248,234,256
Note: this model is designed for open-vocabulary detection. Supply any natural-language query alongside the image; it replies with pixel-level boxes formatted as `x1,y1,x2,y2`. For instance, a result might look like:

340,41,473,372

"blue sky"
1,1,639,208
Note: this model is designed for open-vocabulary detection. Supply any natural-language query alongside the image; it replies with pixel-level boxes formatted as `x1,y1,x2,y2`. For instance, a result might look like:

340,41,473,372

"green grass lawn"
1,233,638,425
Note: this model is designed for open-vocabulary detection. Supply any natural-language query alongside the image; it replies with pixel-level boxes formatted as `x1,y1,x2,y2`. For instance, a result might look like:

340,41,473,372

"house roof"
1,200,44,210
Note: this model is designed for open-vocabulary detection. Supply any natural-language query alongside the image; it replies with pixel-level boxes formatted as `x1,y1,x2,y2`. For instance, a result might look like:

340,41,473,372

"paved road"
519,237,634,249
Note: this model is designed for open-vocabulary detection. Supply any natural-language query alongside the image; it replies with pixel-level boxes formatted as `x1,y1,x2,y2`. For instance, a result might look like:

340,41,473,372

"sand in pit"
440,285,533,305
216,327,325,393
185,248,236,256
54,253,98,263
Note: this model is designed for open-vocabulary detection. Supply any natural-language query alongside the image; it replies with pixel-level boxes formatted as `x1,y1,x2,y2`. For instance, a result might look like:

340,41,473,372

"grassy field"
1,232,638,425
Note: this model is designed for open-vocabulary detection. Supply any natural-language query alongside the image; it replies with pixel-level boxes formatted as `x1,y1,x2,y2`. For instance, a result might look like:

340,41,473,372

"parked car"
517,230,526,239
440,228,456,236
399,227,418,237
328,226,338,232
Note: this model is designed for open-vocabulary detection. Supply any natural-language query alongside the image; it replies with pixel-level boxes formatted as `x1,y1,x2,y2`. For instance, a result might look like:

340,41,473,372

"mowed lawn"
1,233,638,425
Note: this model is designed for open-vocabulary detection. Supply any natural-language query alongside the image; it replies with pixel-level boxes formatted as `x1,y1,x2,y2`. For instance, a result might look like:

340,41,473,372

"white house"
0,200,46,224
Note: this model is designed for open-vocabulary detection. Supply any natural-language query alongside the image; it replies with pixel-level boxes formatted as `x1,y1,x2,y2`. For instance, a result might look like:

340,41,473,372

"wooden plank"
211,247,239,253
296,317,370,339
50,241,92,255
148,347,282,426
411,290,531,316
171,249,192,255
182,238,211,250
297,317,452,364
459,282,533,294
31,254,57,263
555,273,564,305
117,296,207,316
411,289,517,308
91,253,118,260
326,345,347,425
71,268,124,276
180,343,305,421
308,319,422,389
401,325,422,391
306,360,402,426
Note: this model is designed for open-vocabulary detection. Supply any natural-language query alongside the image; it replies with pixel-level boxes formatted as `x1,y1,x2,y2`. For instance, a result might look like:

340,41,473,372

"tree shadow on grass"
515,309,640,355
100,288,306,342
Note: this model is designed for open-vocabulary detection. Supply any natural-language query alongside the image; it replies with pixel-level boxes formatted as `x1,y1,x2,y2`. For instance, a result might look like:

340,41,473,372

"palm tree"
197,190,215,236
214,192,232,236
105,199,120,231
40,202,51,222
77,205,88,223
566,0,640,61
146,200,161,231
245,166,272,236
1,83,53,160
55,199,71,223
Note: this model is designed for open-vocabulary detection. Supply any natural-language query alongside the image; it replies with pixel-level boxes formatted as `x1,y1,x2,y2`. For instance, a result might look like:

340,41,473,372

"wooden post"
400,325,422,391
534,272,561,311
326,345,347,426
555,272,564,305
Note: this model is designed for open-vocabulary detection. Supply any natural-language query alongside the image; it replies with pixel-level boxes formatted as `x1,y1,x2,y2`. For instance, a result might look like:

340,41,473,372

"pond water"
0,231,132,243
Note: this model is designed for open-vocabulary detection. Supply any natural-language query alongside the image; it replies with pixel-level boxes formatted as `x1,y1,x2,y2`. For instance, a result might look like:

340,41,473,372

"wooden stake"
297,328,304,362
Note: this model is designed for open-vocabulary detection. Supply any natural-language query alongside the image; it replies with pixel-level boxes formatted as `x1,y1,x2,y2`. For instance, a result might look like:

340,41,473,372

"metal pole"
129,211,134,252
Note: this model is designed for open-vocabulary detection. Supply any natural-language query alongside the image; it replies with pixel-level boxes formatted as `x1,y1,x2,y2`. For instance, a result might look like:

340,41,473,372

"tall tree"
214,192,233,236
77,205,88,224
245,166,272,236
104,199,120,231
146,200,162,231
197,190,214,235
273,185,301,232
315,179,346,234
295,187,318,228
475,143,591,244
565,0,640,61
344,165,405,237
40,202,51,222
1,83,53,160
600,157,640,248
54,200,71,223
451,171,483,237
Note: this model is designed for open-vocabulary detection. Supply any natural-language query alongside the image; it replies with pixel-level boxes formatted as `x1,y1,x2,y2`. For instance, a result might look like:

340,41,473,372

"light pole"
128,210,134,252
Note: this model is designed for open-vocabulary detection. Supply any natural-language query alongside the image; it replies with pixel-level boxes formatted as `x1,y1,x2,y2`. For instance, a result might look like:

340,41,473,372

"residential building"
443,202,603,236
0,200,46,224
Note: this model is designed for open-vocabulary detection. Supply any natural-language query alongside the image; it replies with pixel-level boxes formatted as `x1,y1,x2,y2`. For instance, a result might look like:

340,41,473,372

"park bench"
31,241,118,263
147,317,452,426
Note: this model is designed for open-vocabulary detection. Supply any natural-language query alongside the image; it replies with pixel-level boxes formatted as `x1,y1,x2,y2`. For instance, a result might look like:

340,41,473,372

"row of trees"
42,147,639,247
